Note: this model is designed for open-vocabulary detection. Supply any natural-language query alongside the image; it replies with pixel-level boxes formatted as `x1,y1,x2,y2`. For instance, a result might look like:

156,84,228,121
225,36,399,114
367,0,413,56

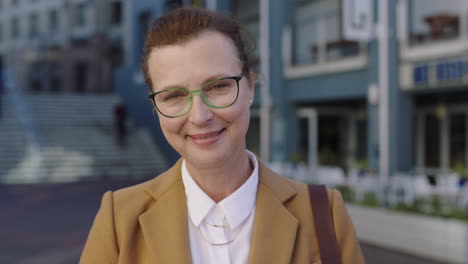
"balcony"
285,9,367,79
398,0,468,62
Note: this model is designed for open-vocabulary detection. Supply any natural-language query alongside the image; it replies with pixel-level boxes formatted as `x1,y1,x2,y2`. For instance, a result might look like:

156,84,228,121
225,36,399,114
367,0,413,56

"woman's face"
147,30,254,168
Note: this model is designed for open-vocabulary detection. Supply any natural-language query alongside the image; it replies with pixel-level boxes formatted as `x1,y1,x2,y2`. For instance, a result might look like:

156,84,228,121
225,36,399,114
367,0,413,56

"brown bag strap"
308,184,342,264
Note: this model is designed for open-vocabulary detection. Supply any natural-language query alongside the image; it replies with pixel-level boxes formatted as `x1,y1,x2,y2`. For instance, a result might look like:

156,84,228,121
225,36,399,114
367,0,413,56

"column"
416,112,425,173
440,115,450,173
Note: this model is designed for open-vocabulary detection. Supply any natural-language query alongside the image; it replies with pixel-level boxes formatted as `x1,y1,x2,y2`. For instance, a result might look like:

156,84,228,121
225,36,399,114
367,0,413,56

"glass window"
450,113,465,171
75,62,87,93
409,0,462,45
298,117,310,163
110,42,123,67
356,118,368,163
11,16,19,39
138,11,151,56
75,3,86,27
49,9,58,34
246,116,261,156
425,114,440,167
165,0,183,10
233,0,259,71
318,115,343,167
294,0,321,65
50,63,61,92
293,0,359,65
110,1,122,26
29,63,42,91
29,13,38,39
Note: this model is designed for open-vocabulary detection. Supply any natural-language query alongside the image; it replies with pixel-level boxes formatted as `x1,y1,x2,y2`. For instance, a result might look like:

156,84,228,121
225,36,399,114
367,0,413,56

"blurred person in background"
114,99,128,147
80,7,364,264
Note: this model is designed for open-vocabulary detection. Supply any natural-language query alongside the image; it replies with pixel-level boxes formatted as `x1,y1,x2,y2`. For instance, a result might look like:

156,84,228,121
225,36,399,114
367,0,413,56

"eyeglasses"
148,72,246,118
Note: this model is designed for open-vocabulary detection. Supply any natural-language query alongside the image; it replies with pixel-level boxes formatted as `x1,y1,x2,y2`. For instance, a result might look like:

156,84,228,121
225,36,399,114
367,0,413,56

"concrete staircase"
0,94,168,184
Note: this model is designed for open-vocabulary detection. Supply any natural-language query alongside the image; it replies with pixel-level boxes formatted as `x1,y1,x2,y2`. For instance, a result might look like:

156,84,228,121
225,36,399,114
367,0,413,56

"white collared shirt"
181,151,259,264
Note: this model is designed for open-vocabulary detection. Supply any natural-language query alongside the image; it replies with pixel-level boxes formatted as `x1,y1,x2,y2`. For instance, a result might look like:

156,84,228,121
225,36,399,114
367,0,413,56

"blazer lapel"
248,162,299,264
139,161,191,263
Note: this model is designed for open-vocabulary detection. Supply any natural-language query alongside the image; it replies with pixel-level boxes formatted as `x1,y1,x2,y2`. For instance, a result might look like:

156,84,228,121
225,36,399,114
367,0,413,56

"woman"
80,7,364,264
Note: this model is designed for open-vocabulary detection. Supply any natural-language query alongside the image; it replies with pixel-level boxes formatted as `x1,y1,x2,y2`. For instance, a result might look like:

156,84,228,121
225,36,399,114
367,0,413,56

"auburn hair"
142,7,255,90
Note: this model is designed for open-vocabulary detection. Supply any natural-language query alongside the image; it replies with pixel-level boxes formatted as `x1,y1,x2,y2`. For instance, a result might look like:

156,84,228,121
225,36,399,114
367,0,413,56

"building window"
233,0,260,71
138,11,151,55
11,17,19,39
50,63,61,92
293,0,360,65
75,3,86,27
318,115,344,167
450,113,465,171
0,22,3,43
246,116,261,155
29,13,39,39
49,9,59,34
110,1,122,26
29,63,42,91
110,42,123,67
424,114,440,168
75,62,87,93
409,0,462,45
165,0,183,10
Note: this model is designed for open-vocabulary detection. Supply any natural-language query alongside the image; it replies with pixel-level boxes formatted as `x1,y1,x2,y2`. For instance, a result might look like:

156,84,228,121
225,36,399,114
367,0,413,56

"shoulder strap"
308,184,342,264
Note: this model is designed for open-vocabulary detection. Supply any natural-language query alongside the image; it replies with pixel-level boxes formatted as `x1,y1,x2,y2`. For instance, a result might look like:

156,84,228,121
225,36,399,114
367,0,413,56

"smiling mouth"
188,128,225,145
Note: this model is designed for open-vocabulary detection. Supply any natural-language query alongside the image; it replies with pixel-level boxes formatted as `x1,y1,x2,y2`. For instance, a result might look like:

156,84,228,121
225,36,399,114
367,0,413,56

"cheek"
159,117,183,138
223,103,251,132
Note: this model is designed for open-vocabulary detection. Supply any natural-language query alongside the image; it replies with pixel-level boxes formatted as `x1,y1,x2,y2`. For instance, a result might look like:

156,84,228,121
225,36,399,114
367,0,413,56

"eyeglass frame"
148,71,247,118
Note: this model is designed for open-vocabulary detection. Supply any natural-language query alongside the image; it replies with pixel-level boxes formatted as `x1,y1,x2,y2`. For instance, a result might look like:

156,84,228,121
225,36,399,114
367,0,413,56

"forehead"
147,31,242,90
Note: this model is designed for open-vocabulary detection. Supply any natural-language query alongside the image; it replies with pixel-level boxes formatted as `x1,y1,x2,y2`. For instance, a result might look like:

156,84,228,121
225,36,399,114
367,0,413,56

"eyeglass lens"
153,77,239,117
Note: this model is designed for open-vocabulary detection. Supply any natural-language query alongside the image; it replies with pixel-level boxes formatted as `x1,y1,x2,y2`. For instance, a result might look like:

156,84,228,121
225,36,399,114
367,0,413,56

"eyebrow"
157,72,238,92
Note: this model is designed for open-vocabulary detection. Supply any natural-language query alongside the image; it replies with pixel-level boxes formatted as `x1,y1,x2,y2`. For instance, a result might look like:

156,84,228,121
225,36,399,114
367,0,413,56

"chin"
184,147,230,168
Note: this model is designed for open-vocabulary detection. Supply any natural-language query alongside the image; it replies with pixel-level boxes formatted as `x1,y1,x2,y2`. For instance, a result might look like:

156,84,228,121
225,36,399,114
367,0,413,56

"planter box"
347,204,468,264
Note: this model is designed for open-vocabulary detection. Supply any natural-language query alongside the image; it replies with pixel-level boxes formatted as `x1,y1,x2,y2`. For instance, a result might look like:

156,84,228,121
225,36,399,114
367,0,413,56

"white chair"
458,184,468,208
410,175,435,206
345,169,378,201
387,173,416,207
316,166,346,187
436,173,460,199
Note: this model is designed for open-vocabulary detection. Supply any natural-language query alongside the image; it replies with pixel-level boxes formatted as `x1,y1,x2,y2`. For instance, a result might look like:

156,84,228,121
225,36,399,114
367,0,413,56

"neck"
185,150,253,203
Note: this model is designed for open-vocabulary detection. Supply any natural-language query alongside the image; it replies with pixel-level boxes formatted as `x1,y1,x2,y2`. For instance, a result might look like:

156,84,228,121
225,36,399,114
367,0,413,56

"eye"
205,81,233,92
162,90,188,101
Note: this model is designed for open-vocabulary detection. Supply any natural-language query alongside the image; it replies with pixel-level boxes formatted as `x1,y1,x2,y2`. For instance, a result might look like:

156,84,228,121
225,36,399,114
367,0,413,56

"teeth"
194,130,222,140
198,135,216,140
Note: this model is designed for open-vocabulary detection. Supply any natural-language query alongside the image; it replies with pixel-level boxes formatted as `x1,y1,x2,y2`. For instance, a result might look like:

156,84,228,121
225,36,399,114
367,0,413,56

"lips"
188,128,225,145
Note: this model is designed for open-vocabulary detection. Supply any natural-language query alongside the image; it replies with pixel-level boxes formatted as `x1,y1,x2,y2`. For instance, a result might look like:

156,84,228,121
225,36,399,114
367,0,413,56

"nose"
188,95,213,126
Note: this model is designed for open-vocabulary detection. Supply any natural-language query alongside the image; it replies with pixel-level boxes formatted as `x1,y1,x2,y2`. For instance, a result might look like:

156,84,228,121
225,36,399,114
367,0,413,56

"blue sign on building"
414,59,468,86
413,64,428,84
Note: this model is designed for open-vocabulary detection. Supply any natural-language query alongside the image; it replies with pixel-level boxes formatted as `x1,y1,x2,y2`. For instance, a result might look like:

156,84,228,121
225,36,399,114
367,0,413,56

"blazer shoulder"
112,159,183,205
284,178,341,204
112,180,153,204
110,171,181,220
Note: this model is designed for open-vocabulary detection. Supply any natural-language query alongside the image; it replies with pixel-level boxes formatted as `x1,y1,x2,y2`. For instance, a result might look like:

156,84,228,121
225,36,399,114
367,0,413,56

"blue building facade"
116,0,468,180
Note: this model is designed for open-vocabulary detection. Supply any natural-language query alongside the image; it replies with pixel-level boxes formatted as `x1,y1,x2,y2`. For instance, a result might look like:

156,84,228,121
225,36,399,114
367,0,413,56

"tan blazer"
80,159,365,264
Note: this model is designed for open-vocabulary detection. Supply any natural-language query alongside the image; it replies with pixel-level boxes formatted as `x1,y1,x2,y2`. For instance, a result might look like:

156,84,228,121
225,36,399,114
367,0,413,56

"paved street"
0,180,445,264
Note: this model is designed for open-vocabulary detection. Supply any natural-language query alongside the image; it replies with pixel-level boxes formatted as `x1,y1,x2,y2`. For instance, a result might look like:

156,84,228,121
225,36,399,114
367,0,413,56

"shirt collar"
181,150,259,229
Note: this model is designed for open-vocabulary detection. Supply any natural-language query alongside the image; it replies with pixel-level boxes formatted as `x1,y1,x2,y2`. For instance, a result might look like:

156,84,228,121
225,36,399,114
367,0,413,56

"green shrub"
335,185,355,203
359,192,379,207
